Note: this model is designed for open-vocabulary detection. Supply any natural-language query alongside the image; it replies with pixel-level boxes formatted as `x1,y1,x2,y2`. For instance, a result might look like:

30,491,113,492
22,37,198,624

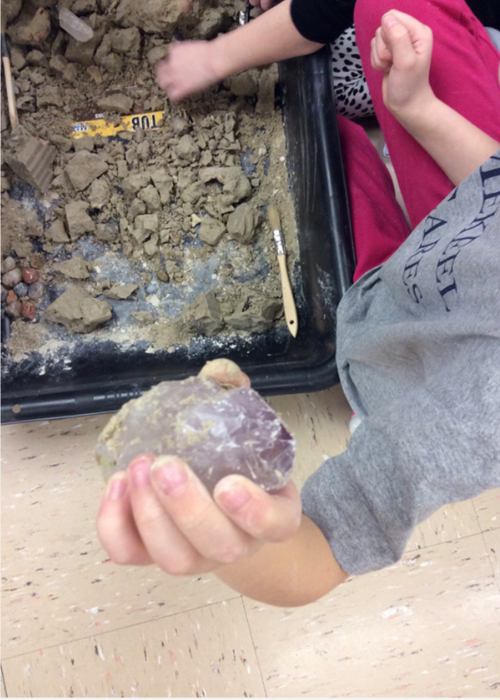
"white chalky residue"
380,605,412,618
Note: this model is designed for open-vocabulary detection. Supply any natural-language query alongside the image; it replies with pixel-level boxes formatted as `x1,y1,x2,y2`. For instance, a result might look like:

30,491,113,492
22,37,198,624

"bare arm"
215,516,347,607
373,11,500,185
211,0,323,78
396,99,500,187
156,0,323,101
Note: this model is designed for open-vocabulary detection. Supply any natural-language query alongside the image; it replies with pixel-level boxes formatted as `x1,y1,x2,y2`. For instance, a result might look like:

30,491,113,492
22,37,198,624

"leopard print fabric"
330,25,375,119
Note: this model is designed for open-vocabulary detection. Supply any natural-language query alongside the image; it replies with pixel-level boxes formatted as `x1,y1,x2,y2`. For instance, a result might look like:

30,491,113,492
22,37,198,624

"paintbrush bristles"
268,205,281,232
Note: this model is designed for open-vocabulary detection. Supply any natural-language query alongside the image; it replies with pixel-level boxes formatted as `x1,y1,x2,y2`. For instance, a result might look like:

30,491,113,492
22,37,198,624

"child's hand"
249,0,274,11
156,40,221,101
371,10,436,119
96,361,302,576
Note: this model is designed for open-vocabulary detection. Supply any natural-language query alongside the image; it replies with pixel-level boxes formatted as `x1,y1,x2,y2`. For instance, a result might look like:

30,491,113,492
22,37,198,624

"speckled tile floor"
2,381,499,698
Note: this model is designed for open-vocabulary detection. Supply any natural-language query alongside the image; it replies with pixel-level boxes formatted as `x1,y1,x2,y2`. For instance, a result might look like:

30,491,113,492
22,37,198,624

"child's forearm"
396,98,500,186
211,0,324,81
216,515,348,607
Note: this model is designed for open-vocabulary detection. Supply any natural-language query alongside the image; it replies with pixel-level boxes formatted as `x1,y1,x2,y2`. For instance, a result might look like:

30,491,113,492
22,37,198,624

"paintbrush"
1,16,19,130
268,205,298,338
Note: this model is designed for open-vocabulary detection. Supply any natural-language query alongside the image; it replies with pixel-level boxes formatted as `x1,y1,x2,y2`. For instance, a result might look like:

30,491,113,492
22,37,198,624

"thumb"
381,13,417,71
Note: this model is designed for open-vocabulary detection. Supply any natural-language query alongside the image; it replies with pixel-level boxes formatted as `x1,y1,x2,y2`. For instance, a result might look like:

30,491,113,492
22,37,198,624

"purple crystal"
96,376,295,493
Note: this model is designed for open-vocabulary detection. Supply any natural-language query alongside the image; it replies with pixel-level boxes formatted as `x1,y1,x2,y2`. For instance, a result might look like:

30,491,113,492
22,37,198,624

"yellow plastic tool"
70,110,165,139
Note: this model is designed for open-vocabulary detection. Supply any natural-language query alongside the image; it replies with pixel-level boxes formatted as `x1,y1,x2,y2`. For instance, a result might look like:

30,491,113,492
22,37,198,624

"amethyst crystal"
96,376,295,493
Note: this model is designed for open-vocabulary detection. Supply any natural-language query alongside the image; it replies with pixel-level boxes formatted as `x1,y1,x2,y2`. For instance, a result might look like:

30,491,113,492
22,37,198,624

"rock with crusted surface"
96,375,295,492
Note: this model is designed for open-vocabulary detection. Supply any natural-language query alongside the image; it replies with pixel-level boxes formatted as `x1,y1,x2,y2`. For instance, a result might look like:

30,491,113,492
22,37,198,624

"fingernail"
217,484,251,513
152,456,187,496
383,13,398,27
130,459,152,488
107,476,127,500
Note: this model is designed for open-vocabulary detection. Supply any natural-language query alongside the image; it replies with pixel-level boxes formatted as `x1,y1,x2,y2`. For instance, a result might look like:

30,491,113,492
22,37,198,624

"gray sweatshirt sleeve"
301,386,498,575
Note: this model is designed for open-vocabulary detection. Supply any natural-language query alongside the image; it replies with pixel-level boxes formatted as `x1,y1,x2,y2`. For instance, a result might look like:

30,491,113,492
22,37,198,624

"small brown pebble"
22,268,40,284
5,300,22,318
1,256,17,274
21,301,37,320
28,281,44,300
156,269,170,283
2,268,23,289
30,254,45,269
6,289,18,304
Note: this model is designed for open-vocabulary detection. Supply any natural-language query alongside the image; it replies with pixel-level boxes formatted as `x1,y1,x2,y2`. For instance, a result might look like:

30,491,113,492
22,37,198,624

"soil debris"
1,0,298,366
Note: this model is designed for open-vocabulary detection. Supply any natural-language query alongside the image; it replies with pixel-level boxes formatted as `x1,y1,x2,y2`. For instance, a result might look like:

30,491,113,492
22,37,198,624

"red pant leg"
354,0,500,228
338,116,411,281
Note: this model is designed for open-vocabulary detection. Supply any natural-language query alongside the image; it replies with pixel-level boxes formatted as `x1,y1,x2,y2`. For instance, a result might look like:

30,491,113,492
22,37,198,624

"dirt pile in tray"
1,0,298,360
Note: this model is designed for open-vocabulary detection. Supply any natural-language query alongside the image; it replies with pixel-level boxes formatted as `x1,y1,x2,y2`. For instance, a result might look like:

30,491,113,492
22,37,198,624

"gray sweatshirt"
302,152,500,575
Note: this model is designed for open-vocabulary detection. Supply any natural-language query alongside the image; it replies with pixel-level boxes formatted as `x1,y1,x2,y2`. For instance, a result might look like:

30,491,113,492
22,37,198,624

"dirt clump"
44,286,112,333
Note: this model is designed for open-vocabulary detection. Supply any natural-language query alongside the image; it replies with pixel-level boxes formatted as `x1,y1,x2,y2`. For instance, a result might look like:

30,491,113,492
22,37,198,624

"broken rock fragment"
227,202,261,244
133,213,159,243
121,172,151,196
200,166,251,205
66,151,108,191
65,34,100,66
228,72,258,96
5,132,56,192
44,286,112,333
138,185,161,212
49,55,78,83
150,168,173,204
198,215,226,246
95,370,295,493
131,310,156,324
65,200,95,239
89,178,109,209
104,283,138,300
7,6,51,46
46,219,70,243
109,27,141,55
180,181,207,204
96,93,134,114
176,134,200,163
36,85,63,108
95,220,119,243
226,293,283,333
181,290,223,337
55,257,89,280
4,0,23,23
114,0,186,33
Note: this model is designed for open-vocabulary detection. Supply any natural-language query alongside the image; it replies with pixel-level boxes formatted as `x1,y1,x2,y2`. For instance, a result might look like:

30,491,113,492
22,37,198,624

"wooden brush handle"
2,55,19,129
278,254,298,338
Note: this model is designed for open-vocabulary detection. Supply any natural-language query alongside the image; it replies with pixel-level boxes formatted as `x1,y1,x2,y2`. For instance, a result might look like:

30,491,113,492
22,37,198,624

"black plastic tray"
1,47,354,424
